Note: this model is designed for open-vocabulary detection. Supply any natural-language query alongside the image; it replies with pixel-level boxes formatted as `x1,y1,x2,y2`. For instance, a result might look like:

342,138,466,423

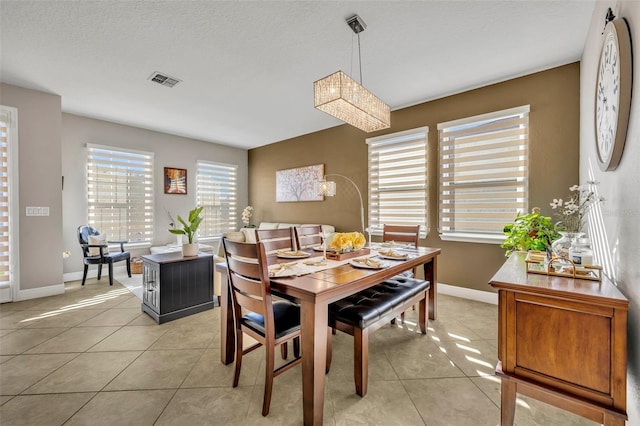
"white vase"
182,243,199,257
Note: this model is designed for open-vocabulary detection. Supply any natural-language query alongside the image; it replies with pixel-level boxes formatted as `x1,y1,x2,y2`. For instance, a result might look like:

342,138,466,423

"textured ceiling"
0,1,595,149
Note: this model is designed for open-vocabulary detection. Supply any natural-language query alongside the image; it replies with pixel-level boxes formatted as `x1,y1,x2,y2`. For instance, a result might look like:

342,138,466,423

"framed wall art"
276,164,324,202
164,167,187,194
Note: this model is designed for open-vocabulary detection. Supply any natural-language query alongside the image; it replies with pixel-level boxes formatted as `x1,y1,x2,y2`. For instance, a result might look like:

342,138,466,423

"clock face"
595,34,619,164
594,19,633,171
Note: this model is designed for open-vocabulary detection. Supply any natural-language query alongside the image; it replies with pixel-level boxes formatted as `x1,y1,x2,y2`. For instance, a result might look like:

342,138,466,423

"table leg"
500,379,516,426
218,267,235,365
423,259,437,320
300,299,328,426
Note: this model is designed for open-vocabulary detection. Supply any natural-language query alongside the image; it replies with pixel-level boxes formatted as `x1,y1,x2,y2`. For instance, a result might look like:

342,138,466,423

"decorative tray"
325,248,370,261
525,251,602,281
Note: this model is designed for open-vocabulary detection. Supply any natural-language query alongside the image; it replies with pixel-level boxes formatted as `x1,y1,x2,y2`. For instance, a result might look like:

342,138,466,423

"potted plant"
169,206,204,256
501,208,559,256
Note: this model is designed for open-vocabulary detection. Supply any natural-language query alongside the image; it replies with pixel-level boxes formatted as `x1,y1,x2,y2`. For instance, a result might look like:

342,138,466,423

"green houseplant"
169,206,204,256
501,208,559,256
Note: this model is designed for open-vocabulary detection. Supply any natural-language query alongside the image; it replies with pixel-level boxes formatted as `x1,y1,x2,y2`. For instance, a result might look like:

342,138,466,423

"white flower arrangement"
550,184,599,233
242,205,254,227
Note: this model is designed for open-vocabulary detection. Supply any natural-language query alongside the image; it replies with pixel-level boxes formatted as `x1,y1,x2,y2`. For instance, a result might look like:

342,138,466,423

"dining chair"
255,228,294,254
294,225,324,250
383,224,420,322
77,225,131,286
222,238,302,416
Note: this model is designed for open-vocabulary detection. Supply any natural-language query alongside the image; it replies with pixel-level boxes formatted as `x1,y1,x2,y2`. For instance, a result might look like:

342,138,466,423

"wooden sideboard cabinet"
141,252,214,324
489,252,628,426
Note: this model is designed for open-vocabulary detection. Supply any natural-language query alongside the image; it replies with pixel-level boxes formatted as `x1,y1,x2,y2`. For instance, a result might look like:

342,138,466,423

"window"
0,106,18,301
367,127,428,237
438,105,530,243
196,161,237,239
87,144,154,243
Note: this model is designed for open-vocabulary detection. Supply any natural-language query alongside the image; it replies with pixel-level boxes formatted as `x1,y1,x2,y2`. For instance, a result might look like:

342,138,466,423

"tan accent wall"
249,63,580,292
1,83,64,293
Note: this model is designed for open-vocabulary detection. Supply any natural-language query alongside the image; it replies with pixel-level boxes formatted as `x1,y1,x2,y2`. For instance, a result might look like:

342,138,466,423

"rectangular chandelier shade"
314,71,390,133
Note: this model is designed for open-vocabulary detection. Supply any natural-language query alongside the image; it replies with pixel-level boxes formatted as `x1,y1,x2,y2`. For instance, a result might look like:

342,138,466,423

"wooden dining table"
217,246,441,426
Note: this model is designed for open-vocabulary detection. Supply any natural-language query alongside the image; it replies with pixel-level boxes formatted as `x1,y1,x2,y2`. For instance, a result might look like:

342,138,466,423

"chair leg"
326,326,333,374
281,342,288,360
126,258,131,277
354,327,369,397
233,328,243,387
263,342,275,416
108,263,114,286
418,293,428,334
81,265,89,286
97,264,102,280
293,336,300,358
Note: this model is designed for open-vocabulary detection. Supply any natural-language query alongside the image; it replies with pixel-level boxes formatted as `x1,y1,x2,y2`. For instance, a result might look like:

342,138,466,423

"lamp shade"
314,71,390,133
315,179,336,197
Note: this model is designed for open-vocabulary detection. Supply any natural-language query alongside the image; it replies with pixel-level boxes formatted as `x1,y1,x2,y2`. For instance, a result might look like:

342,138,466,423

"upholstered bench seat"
329,277,430,329
327,276,430,397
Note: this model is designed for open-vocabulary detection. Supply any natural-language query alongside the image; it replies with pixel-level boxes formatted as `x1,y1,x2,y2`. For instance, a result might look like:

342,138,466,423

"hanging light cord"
357,32,363,84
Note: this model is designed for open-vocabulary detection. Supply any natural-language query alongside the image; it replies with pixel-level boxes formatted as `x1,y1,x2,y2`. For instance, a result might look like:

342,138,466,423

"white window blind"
196,161,238,238
87,144,154,243
367,127,428,237
0,108,15,291
438,105,530,243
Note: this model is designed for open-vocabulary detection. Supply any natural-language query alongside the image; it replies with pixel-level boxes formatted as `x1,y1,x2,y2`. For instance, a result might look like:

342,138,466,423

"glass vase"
551,231,584,260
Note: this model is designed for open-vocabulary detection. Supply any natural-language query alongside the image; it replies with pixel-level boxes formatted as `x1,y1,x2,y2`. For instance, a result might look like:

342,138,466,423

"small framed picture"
164,167,187,194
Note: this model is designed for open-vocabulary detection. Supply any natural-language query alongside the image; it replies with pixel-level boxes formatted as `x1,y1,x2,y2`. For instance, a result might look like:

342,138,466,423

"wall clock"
595,16,633,171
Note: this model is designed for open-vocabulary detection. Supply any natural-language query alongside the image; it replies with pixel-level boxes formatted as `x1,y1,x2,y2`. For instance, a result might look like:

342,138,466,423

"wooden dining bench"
326,276,430,396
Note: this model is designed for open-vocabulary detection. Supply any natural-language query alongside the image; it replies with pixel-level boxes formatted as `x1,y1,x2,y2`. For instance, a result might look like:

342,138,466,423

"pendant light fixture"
314,14,390,132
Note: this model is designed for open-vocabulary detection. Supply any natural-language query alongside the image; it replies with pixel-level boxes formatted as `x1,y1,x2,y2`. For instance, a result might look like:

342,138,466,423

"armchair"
77,225,131,286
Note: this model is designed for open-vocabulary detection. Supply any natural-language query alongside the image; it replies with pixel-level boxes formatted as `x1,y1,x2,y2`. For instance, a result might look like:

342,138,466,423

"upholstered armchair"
77,225,131,286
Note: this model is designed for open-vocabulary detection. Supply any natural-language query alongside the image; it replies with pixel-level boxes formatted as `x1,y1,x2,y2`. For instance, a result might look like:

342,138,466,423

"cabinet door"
142,261,160,313
160,257,213,313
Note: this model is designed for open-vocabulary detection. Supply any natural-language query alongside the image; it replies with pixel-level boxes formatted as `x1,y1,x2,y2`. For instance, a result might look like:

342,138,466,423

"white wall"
581,2,640,424
61,113,248,277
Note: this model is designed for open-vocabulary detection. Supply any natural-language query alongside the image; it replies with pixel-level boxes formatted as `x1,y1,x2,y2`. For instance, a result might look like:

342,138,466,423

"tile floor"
0,275,597,425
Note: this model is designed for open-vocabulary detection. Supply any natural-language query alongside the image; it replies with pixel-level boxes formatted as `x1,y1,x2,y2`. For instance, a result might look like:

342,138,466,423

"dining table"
217,244,441,426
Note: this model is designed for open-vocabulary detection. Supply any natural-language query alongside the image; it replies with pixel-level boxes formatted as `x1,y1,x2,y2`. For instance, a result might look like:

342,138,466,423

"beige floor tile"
331,379,424,426
30,287,132,311
246,366,335,425
0,298,49,312
0,395,14,406
0,310,41,330
26,326,120,353
403,377,499,425
23,308,107,329
148,325,215,350
24,351,141,393
105,349,203,390
88,325,168,352
79,308,144,326
0,328,15,337
436,338,498,377
0,328,68,355
0,353,77,395
182,348,261,388
0,392,95,426
65,389,175,426
112,295,144,309
155,387,252,426
126,312,162,326
0,354,14,364
384,339,466,380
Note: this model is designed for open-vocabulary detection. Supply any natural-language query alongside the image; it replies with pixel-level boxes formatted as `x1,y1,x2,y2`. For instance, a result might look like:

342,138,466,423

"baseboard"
437,282,498,305
16,283,65,301
64,265,128,283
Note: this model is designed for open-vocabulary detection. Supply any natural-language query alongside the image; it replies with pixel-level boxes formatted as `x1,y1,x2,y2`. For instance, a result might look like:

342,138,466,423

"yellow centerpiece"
329,232,366,253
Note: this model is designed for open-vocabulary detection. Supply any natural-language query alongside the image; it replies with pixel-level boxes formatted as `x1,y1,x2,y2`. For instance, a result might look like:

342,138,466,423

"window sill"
440,233,505,245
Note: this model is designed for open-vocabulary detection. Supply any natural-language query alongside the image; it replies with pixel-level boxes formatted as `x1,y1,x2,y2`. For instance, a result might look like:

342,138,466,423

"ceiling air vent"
148,71,181,88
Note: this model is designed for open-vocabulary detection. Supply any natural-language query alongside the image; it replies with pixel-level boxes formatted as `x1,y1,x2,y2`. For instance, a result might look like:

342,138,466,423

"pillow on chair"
241,228,257,243
88,234,109,256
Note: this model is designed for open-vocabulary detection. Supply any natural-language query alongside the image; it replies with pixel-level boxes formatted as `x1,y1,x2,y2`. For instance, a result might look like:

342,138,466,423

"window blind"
196,161,238,238
367,127,428,237
438,105,530,243
87,144,154,242
0,109,13,289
